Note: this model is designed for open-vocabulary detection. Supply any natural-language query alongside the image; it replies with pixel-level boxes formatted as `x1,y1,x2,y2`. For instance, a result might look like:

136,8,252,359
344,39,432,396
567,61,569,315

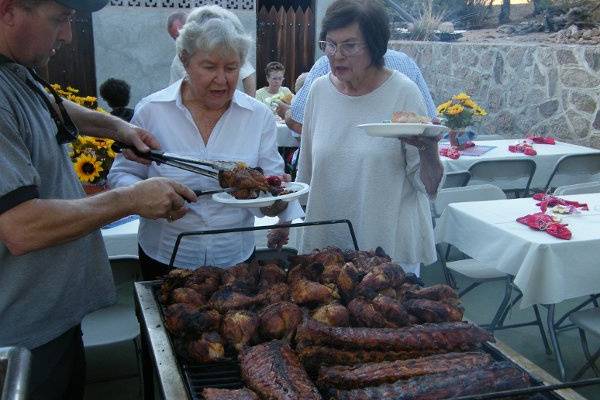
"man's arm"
284,109,302,135
0,178,195,256
242,73,256,97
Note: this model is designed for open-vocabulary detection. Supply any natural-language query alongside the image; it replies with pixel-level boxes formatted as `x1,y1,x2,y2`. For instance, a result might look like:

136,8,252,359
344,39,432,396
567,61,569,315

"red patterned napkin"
532,193,589,213
527,135,556,145
508,141,537,156
516,212,572,240
439,146,461,159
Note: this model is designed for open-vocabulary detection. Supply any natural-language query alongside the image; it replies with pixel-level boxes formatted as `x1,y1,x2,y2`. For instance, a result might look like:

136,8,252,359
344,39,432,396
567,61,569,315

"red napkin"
439,146,460,159
516,212,572,240
527,135,555,145
532,193,589,213
508,142,537,156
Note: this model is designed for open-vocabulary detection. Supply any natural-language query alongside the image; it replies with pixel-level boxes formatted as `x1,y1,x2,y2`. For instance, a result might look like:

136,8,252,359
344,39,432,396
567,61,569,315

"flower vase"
82,181,109,196
448,129,469,150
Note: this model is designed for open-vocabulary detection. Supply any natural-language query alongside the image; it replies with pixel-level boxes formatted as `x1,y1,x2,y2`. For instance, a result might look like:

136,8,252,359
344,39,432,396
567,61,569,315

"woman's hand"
116,122,162,165
260,200,288,217
401,134,441,152
275,101,290,120
267,227,290,249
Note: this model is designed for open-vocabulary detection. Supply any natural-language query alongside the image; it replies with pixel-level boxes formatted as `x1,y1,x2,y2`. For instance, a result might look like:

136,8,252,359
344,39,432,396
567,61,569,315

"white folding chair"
554,181,600,196
434,185,550,353
82,256,142,382
544,153,600,193
569,308,600,380
467,159,536,198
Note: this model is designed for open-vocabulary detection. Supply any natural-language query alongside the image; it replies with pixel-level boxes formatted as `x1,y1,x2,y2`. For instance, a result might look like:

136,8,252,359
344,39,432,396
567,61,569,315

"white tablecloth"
435,193,600,308
277,123,300,148
441,139,600,188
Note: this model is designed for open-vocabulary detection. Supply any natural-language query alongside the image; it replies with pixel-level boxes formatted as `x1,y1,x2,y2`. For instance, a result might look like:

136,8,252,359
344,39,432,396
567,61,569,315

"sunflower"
436,100,453,114
445,104,465,116
461,98,477,109
453,92,471,101
74,154,104,183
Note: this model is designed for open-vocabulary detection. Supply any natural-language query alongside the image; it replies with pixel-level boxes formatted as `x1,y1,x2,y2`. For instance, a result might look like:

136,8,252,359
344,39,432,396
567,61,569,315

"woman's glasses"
318,40,366,57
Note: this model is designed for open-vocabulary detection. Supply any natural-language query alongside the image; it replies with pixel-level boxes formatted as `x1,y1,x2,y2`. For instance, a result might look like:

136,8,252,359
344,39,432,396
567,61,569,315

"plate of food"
211,166,309,207
358,111,449,138
212,182,309,208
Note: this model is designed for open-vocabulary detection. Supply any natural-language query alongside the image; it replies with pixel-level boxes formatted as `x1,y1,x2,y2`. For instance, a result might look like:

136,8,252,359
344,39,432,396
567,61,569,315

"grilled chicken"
355,262,406,299
221,310,259,351
317,352,494,389
170,287,206,306
348,298,397,328
258,282,290,304
257,263,286,290
173,331,225,363
163,304,221,337
202,388,259,400
258,302,303,340
330,361,530,400
291,279,340,307
209,288,261,313
240,340,322,400
372,294,410,327
311,302,350,327
219,166,270,199
404,283,459,303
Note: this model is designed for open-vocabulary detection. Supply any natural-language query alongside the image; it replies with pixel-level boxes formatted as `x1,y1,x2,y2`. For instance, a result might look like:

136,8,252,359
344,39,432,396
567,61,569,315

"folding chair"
434,185,551,353
544,153,600,193
467,159,536,198
569,308,600,380
82,256,142,382
442,171,471,189
553,180,600,196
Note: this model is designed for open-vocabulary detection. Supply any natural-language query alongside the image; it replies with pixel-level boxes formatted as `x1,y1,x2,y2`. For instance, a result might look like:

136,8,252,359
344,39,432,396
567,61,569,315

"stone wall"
390,41,600,149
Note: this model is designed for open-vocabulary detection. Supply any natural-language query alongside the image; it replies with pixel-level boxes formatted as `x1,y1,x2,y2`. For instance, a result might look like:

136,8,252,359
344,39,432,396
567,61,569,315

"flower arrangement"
51,84,115,184
436,92,487,130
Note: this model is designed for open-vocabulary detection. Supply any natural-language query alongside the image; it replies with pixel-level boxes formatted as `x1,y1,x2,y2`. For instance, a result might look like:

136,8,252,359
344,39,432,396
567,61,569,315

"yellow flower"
67,86,79,94
436,100,453,114
446,104,465,116
462,98,477,109
74,154,103,183
473,105,487,116
77,136,97,146
453,92,471,101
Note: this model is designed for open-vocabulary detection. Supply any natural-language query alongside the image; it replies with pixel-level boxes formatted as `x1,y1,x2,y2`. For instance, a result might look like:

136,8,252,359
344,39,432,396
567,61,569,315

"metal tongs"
111,142,240,196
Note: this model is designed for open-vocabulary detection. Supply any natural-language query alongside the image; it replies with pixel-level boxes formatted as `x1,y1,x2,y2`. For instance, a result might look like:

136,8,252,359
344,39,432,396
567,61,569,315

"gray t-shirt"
0,61,116,349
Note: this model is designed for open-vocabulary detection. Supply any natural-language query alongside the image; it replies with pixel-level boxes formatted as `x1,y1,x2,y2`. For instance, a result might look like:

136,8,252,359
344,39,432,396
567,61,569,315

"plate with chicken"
358,111,449,138
213,165,309,207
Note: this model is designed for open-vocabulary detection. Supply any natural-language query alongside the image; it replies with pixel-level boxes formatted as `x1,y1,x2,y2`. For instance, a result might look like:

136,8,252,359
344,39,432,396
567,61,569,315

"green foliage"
387,0,494,29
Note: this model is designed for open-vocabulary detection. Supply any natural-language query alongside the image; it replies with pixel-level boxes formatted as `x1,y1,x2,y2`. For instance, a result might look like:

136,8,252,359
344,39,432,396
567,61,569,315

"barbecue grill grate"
181,358,243,400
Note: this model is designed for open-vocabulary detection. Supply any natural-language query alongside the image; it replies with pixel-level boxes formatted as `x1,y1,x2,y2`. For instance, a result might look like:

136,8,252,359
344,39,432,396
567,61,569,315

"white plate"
358,123,449,138
212,182,310,208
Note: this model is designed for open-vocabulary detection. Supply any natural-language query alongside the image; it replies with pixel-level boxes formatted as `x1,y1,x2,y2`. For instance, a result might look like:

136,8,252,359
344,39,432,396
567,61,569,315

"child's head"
265,61,285,90
99,78,131,109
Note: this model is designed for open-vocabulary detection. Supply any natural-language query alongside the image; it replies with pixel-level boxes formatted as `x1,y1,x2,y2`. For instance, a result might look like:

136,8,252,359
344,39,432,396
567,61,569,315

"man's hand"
115,122,162,165
260,200,288,217
126,177,197,221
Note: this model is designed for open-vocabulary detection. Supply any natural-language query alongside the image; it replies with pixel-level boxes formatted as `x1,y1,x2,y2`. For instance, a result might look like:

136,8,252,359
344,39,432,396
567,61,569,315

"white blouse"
296,71,439,266
109,81,303,268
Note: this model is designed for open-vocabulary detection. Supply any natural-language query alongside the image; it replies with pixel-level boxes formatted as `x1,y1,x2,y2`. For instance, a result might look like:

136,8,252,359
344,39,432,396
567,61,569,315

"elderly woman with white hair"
109,5,302,278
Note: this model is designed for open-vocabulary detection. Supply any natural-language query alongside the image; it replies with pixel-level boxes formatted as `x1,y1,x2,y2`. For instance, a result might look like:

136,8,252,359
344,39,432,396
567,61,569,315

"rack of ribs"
295,317,493,352
329,361,531,400
317,352,493,389
202,387,259,400
239,340,322,400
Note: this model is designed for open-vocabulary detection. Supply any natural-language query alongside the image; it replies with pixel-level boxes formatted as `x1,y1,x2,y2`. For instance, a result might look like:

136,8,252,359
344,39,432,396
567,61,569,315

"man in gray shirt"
0,1,197,398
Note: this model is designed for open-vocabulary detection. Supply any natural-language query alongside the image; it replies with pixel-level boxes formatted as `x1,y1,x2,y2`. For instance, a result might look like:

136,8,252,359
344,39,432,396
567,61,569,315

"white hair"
176,5,252,65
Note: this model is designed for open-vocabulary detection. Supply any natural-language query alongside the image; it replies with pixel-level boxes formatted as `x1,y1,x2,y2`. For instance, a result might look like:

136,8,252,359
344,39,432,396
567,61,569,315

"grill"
0,346,31,400
134,220,598,400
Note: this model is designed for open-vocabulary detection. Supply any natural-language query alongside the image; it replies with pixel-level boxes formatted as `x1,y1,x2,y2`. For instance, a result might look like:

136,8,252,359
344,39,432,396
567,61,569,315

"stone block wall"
390,41,600,149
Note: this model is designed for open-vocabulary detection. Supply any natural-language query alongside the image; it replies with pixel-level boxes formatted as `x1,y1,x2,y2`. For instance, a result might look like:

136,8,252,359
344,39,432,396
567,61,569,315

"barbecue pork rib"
202,387,259,400
404,298,464,323
296,317,493,352
330,361,531,400
298,345,438,371
317,352,493,389
239,340,322,400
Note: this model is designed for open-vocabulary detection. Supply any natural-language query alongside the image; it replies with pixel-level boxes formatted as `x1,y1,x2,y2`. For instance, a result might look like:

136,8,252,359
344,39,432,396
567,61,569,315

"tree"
498,0,511,24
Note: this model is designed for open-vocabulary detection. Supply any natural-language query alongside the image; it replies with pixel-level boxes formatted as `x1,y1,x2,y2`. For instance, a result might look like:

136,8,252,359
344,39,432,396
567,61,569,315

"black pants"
138,245,256,280
29,325,86,400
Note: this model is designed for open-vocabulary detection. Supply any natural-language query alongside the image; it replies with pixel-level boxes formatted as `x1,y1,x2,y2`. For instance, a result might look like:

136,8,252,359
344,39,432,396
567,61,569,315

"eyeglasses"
318,40,366,57
26,70,79,145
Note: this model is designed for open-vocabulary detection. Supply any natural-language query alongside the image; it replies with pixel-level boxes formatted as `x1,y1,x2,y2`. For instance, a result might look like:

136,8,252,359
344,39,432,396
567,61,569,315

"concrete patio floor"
83,251,600,400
